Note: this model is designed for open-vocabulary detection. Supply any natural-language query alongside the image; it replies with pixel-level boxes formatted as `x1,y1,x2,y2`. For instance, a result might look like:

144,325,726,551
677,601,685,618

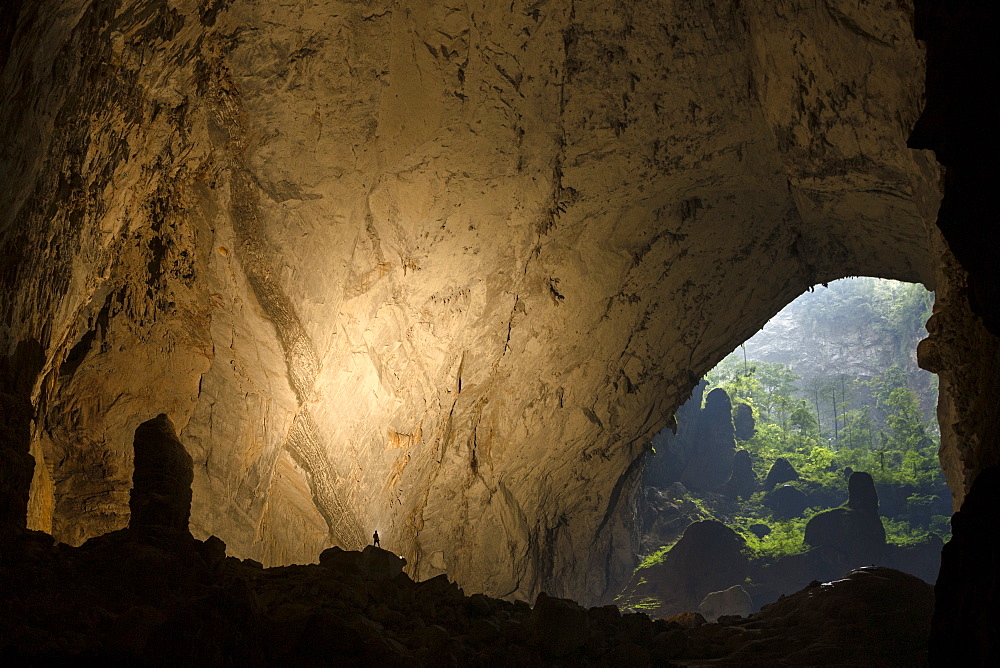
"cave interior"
0,0,997,664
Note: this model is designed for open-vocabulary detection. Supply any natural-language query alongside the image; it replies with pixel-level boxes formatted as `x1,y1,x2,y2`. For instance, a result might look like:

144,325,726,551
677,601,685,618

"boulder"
763,457,799,490
698,585,753,622
653,521,750,616
748,523,771,539
728,567,934,666
767,484,809,520
319,545,362,573
360,545,406,581
419,573,465,601
662,611,706,629
531,592,590,657
466,593,492,617
652,629,687,659
197,535,228,571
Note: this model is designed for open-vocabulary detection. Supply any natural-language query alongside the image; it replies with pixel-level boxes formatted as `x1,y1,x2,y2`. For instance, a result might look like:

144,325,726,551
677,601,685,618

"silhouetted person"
373,530,380,547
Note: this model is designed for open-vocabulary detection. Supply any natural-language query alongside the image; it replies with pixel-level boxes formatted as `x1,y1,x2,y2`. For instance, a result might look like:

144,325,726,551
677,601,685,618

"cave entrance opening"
614,277,948,620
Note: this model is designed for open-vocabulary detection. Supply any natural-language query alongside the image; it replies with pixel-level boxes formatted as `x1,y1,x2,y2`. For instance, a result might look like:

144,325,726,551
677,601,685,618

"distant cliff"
740,278,936,420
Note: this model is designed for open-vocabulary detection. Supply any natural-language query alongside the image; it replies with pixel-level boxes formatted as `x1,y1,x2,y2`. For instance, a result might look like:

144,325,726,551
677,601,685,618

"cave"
1,0,997,664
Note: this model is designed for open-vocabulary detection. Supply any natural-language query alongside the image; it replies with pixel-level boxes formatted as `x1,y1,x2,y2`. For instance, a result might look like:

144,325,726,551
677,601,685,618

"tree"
789,401,818,435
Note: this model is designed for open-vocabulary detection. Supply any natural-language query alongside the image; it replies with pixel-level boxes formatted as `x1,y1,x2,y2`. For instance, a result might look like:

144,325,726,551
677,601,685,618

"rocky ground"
0,414,934,665
0,525,933,666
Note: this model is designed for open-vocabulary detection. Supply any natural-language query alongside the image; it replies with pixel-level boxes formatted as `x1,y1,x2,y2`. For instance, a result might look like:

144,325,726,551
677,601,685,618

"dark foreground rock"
0,417,934,665
0,530,933,666
705,567,934,666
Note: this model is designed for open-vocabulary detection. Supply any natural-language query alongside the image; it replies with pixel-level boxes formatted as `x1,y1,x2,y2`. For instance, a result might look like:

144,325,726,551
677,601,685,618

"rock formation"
679,388,737,491
721,449,757,499
768,483,810,520
617,520,749,618
846,471,879,514
722,567,934,666
646,385,741,492
0,416,936,664
763,457,799,491
698,584,753,623
644,383,706,489
129,415,194,531
5,0,993,617
804,472,886,570
636,482,702,556
733,403,755,442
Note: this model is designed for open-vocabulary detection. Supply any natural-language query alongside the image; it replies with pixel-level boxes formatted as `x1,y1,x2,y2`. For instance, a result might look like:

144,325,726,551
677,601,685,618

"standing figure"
373,530,380,547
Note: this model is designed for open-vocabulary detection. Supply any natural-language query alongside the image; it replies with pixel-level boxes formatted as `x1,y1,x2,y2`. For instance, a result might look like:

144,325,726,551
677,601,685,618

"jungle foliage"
700,279,948,554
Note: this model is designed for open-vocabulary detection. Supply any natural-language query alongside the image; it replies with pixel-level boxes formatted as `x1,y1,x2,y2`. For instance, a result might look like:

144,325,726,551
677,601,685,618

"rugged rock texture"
0,0,946,605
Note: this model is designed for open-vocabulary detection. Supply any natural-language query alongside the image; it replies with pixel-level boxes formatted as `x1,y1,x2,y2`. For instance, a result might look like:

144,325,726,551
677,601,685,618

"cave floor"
0,526,932,666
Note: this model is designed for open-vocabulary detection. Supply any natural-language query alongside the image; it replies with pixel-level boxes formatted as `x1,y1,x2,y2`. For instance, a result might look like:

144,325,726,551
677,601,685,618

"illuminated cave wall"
0,0,952,603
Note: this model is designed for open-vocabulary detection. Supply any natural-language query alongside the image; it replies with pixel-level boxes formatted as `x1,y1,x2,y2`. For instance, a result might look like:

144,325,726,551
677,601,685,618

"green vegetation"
707,360,942,492
637,542,678,570
733,512,814,559
701,356,948,543
704,279,946,549
632,279,949,583
619,280,949,618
